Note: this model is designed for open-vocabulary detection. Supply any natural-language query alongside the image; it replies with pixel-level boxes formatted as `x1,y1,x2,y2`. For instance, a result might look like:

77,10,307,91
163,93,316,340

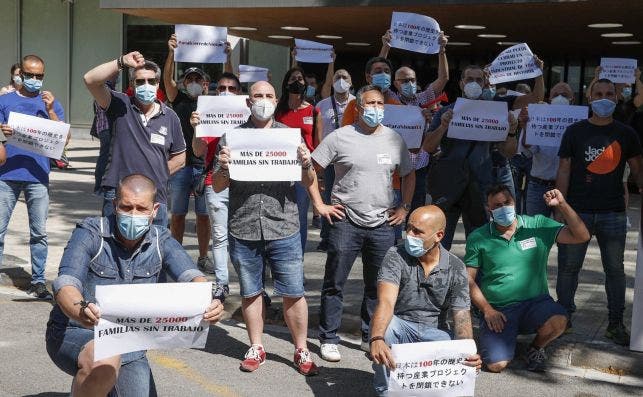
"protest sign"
599,58,637,84
382,105,426,149
488,43,542,85
505,89,525,97
525,103,588,147
388,339,477,397
294,39,333,63
174,24,227,64
6,112,70,160
389,12,441,55
447,98,509,142
195,95,251,138
239,65,269,83
226,128,302,182
93,282,211,361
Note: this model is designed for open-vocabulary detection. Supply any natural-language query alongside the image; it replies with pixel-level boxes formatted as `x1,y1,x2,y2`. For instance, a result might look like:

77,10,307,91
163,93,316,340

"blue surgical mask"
371,73,391,90
401,81,417,98
491,205,516,227
135,83,157,105
22,77,42,93
590,98,616,118
481,87,496,101
405,235,428,257
305,85,316,98
463,82,482,99
117,212,152,240
622,87,632,99
12,75,22,86
361,106,384,127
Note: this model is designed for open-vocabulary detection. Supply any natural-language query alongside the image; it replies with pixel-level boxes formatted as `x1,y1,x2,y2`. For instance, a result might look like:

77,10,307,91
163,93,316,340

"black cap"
182,67,206,80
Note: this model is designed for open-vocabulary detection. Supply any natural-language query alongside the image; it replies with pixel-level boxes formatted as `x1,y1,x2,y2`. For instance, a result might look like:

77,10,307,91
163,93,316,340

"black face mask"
287,80,306,94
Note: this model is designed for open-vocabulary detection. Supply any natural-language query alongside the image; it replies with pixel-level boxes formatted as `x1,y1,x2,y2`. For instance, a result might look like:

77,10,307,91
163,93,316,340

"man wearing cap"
164,34,212,271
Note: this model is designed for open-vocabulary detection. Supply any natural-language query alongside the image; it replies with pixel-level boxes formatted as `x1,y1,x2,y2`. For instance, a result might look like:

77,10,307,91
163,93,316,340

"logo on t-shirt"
585,141,621,175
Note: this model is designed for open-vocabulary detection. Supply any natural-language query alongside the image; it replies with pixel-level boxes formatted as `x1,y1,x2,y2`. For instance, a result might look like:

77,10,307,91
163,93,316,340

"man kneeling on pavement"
465,185,590,372
370,205,482,396
45,174,224,396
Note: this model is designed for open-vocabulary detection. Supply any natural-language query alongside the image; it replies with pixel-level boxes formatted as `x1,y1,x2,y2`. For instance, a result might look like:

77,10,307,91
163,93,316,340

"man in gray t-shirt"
369,205,480,396
311,85,415,362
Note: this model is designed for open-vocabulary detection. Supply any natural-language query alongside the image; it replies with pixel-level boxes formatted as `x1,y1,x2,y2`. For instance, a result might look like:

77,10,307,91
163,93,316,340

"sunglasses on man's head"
134,78,159,86
22,72,44,80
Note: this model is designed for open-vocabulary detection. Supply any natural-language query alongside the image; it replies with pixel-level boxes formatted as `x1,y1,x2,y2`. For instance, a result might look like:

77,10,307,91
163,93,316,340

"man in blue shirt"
0,54,66,300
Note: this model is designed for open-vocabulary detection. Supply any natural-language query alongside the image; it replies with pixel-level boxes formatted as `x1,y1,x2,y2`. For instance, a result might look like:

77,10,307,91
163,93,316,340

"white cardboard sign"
174,24,227,64
6,112,70,160
389,12,441,55
294,39,333,63
239,65,269,83
382,105,426,149
226,128,302,182
447,98,509,142
599,58,638,84
488,43,542,85
195,95,251,138
525,103,588,147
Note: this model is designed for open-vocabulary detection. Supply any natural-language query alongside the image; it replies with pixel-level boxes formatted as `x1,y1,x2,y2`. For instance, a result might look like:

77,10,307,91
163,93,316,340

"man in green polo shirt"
465,184,589,372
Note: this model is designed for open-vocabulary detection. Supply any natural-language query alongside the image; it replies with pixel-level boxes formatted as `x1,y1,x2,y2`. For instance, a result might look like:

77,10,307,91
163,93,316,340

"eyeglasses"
396,78,416,84
218,85,238,92
22,72,44,81
134,78,159,86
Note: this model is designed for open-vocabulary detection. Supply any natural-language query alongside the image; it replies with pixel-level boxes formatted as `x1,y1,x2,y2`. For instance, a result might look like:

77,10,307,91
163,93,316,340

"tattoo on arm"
453,309,473,339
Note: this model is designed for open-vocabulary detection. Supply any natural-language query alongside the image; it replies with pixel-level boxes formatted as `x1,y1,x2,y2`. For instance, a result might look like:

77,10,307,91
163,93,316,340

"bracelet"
370,336,385,345
117,55,124,70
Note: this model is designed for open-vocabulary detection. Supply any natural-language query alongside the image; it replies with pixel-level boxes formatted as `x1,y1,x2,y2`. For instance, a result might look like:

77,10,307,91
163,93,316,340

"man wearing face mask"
423,65,519,249
0,63,22,95
312,85,414,362
556,78,643,346
369,205,481,396
212,81,342,375
314,69,355,251
84,52,186,229
465,185,589,372
518,82,575,216
0,54,65,300
45,174,224,397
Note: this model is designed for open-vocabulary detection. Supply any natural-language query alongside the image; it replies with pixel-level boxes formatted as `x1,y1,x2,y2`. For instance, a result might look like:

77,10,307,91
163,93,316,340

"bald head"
116,174,157,203
409,205,446,231
549,82,574,103
395,66,416,80
250,81,276,97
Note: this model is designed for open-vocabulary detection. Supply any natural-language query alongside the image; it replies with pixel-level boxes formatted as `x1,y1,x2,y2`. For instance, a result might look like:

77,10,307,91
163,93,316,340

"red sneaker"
294,348,319,376
240,345,266,372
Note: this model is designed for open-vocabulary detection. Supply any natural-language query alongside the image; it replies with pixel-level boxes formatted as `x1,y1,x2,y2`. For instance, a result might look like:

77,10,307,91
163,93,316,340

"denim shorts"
479,294,567,364
168,166,208,216
229,232,304,298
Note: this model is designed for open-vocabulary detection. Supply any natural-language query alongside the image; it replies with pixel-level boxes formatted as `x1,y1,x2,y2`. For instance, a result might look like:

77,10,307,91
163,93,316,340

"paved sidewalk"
0,140,641,386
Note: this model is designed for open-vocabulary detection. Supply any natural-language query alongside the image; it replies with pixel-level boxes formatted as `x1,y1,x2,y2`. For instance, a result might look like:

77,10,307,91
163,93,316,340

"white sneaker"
360,340,371,353
320,343,341,362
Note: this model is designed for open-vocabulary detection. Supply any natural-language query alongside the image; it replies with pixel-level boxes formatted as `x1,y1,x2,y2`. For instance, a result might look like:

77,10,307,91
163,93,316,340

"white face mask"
550,95,570,106
250,99,276,121
463,82,482,99
333,78,351,94
186,82,203,97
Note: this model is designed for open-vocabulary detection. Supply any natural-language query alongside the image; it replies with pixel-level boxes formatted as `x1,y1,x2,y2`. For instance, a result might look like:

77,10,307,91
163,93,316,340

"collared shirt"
317,94,355,138
388,83,436,107
523,144,559,181
215,118,299,241
49,215,203,328
464,215,563,307
378,244,470,325
102,91,186,204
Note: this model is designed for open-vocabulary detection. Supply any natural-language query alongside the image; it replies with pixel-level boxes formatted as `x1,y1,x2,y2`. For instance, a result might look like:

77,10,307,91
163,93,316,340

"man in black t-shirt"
556,78,643,346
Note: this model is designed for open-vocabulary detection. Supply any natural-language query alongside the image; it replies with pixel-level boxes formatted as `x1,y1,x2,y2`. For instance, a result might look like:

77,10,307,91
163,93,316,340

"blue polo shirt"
102,91,186,203
0,91,65,184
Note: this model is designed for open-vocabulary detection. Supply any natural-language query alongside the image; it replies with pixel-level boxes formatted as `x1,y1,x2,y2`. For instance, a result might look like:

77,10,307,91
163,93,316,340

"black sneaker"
605,323,630,346
311,216,321,229
30,283,53,300
525,346,547,372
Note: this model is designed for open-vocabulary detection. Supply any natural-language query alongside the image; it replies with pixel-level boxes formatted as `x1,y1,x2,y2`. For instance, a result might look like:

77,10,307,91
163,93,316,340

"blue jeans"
102,187,168,228
525,180,553,217
319,217,394,344
510,154,532,214
492,161,515,199
295,182,310,255
229,232,304,298
168,166,207,216
320,166,335,242
94,129,111,194
0,180,48,284
372,315,451,396
557,211,627,324
205,186,229,285
46,324,157,396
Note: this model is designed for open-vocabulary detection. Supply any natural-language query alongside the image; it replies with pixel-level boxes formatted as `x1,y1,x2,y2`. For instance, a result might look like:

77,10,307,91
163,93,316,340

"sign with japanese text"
383,105,426,149
389,339,477,396
174,24,227,64
93,283,211,361
226,128,302,182
6,112,70,160
239,65,269,83
389,12,441,55
294,39,333,63
488,43,542,85
525,104,588,147
195,95,251,137
599,58,637,84
447,98,509,142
